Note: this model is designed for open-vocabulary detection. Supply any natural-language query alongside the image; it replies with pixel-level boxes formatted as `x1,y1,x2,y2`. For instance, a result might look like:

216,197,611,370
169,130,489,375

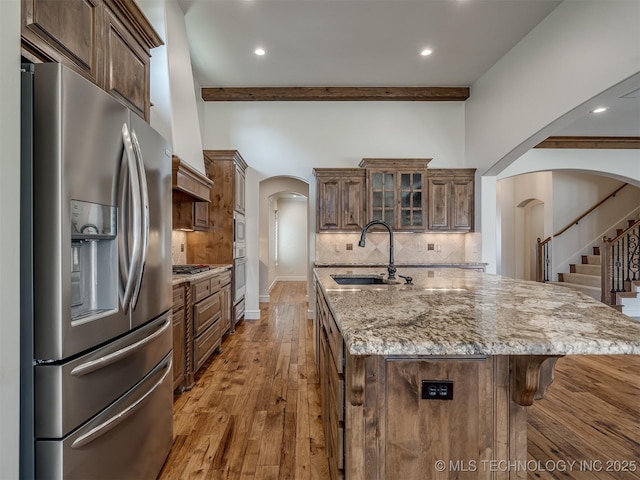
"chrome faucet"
358,220,396,280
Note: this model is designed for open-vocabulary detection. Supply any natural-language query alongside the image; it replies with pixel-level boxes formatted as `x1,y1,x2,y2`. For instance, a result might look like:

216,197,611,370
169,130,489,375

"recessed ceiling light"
254,47,266,56
420,49,433,57
591,107,608,113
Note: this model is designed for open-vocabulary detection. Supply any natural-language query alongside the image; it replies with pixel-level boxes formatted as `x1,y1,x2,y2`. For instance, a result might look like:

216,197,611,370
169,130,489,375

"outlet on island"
421,380,454,400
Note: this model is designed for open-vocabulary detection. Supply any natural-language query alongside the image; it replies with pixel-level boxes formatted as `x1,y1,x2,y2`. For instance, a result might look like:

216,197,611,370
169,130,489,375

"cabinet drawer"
193,291,221,337
323,306,344,374
193,321,221,373
327,404,344,473
172,285,185,311
219,271,232,286
327,361,344,422
192,278,212,303
210,271,231,293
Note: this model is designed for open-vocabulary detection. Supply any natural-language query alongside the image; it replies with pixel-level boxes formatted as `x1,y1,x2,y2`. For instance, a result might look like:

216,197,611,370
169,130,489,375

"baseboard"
259,295,270,303
275,276,307,282
244,309,261,320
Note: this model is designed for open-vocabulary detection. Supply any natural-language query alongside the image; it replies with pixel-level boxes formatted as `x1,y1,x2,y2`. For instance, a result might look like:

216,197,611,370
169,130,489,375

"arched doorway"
258,177,309,302
517,198,544,281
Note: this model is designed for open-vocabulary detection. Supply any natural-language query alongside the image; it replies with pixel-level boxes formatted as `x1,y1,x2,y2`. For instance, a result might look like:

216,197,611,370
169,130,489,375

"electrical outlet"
346,243,353,251
416,242,425,252
436,244,441,252
421,381,453,400
427,243,435,251
334,244,340,252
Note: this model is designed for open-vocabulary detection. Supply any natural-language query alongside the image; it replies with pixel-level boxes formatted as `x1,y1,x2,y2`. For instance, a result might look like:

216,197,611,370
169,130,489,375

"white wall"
273,197,308,281
467,1,640,272
498,172,553,279
0,1,21,477
500,149,640,186
137,0,172,144
202,101,465,312
468,1,640,175
498,171,640,281
551,172,640,276
139,0,205,174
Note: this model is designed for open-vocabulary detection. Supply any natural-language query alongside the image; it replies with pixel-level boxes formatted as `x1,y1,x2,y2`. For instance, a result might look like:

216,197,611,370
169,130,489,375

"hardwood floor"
159,281,328,480
159,281,639,480
527,355,640,480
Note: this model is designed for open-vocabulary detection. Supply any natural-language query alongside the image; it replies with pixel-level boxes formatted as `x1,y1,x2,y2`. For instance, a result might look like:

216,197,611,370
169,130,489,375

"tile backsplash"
315,232,481,264
172,230,187,265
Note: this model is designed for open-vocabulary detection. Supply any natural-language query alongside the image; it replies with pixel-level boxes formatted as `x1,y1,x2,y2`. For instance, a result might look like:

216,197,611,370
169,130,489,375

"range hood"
172,155,213,202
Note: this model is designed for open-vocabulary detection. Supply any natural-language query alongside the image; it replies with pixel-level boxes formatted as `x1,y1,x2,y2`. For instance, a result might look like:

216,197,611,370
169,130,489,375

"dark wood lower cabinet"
173,268,232,392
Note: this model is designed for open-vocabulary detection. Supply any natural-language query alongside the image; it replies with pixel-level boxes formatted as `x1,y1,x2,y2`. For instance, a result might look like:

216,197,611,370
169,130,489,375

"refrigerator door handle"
129,129,149,309
120,123,143,313
69,317,171,377
70,357,172,449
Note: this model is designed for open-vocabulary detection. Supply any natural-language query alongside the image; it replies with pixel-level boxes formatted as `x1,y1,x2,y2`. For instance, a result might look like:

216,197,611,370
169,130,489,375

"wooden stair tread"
581,254,601,265
571,264,600,275
557,272,600,288
616,291,639,298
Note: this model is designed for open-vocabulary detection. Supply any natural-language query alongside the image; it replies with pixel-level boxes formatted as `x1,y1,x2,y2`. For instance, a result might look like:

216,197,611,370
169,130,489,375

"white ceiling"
177,0,640,137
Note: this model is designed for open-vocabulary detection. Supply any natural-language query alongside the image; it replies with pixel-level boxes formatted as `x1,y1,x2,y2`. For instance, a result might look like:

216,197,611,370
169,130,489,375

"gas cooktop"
172,264,212,275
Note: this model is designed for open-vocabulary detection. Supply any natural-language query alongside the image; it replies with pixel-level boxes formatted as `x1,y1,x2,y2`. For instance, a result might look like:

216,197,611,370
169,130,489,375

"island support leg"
505,355,563,479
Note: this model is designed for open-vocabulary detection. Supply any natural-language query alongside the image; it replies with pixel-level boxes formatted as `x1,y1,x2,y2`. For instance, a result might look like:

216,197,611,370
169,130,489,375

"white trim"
244,309,261,320
259,295,270,303
275,275,307,282
268,279,278,292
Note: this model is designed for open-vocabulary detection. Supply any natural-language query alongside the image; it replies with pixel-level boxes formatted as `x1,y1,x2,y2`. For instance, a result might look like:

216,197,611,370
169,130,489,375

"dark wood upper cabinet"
427,168,476,232
21,0,162,121
102,3,150,119
314,168,366,232
21,0,103,84
314,162,476,233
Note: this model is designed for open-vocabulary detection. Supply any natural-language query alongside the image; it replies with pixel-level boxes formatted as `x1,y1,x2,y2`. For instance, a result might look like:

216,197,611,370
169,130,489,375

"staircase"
548,216,640,320
616,281,640,318
550,247,602,301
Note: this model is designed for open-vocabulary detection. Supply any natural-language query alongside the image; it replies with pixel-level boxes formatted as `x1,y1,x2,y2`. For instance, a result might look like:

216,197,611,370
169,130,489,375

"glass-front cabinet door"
361,158,431,232
399,172,424,229
371,171,396,226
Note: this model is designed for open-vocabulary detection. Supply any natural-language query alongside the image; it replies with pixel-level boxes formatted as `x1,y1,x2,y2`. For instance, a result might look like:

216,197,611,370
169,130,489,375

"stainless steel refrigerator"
20,63,173,479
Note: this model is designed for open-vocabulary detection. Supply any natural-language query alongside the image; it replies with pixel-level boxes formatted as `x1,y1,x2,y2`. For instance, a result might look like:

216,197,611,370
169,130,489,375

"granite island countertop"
314,267,640,357
314,262,487,269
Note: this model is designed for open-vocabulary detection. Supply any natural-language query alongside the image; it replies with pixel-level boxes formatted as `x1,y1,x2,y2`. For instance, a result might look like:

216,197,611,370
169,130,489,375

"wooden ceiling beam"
535,136,640,149
201,86,470,102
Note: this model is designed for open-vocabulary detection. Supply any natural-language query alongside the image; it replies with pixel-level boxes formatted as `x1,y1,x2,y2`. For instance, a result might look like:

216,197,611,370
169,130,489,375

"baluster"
613,240,621,292
544,242,550,282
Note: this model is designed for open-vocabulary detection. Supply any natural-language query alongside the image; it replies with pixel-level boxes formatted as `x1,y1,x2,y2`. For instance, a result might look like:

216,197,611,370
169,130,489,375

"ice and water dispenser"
70,200,118,323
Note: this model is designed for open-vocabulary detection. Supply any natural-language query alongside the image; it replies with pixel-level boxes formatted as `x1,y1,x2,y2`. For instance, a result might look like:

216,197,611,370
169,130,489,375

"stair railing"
536,236,551,283
535,182,630,286
553,183,628,239
602,218,640,305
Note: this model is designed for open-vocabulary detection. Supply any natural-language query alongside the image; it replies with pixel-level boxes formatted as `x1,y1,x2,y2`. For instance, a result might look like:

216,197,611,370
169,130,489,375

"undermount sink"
331,274,398,285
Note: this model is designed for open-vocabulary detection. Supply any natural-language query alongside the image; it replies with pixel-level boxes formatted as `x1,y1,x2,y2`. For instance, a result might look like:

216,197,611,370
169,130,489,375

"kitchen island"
313,267,640,480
